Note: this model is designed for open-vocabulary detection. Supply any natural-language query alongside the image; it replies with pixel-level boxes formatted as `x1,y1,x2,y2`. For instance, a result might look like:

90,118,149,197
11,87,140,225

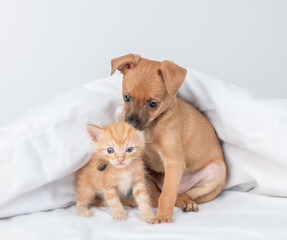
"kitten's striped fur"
75,122,154,223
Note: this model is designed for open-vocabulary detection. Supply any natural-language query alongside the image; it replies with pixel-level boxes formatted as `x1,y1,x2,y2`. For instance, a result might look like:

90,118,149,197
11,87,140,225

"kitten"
75,122,154,223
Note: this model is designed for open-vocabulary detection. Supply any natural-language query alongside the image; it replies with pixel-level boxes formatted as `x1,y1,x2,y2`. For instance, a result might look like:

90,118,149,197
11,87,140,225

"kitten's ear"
87,124,103,142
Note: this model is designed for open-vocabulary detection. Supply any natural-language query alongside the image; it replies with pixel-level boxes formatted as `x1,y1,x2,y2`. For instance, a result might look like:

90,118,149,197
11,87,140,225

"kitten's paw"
140,210,155,223
113,211,128,221
77,206,93,217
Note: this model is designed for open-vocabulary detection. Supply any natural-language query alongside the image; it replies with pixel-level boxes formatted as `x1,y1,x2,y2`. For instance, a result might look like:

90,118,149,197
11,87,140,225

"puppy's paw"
139,210,155,223
175,194,198,212
113,210,128,221
151,213,173,224
77,206,94,217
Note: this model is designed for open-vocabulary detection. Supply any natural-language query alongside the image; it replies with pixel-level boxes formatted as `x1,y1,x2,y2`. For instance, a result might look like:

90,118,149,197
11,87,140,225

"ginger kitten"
75,122,154,223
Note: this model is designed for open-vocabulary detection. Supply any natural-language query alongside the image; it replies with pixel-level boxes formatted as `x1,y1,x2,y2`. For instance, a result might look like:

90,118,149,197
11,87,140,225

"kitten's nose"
118,158,124,164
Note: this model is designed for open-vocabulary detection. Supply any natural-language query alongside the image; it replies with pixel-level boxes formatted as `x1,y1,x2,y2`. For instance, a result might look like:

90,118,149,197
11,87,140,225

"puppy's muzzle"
127,114,141,130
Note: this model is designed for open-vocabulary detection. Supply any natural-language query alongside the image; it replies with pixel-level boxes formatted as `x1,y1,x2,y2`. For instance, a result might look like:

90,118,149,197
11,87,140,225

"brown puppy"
111,54,226,224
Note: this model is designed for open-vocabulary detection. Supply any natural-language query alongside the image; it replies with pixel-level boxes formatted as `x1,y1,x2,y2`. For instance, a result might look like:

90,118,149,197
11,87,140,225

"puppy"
111,54,226,224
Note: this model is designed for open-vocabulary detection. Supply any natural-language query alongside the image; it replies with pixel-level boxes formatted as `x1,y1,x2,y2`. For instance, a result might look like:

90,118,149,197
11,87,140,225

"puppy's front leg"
152,161,184,224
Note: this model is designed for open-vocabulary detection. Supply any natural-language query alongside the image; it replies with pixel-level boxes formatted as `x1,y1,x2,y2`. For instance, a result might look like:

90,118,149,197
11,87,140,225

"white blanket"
0,68,287,219
1,191,287,240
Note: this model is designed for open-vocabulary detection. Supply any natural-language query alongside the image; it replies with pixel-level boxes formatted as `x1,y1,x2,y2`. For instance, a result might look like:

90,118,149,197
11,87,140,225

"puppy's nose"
128,119,140,129
127,115,140,129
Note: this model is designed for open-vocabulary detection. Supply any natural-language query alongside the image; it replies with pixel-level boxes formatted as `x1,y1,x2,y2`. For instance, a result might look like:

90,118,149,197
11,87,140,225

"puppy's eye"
148,100,158,109
124,94,131,103
126,147,134,153
107,148,114,154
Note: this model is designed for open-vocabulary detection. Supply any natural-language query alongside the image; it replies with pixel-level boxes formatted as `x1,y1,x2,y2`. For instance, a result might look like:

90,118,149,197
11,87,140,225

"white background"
0,0,286,126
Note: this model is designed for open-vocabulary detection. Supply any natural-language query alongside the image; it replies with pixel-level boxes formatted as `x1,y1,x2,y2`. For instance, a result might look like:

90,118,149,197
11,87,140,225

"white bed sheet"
1,191,286,240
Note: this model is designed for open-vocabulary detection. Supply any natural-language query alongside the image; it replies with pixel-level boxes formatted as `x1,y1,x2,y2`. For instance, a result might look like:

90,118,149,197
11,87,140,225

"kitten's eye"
126,147,134,153
107,148,114,154
124,94,131,103
148,100,158,109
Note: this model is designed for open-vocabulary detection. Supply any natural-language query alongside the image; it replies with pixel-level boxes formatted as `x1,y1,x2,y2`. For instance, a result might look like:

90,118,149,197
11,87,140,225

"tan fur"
75,122,154,223
111,54,227,224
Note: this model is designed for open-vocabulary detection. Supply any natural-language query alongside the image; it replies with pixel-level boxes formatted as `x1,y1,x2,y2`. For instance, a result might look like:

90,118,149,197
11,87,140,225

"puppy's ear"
111,54,141,75
158,61,187,96
87,124,103,142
